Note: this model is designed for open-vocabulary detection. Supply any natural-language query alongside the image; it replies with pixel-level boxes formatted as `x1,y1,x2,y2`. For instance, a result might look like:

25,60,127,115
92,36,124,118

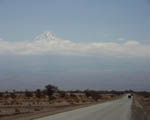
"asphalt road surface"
36,95,132,120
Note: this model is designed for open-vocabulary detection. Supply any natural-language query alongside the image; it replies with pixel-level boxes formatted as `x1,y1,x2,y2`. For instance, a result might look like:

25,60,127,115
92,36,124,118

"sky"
0,0,150,91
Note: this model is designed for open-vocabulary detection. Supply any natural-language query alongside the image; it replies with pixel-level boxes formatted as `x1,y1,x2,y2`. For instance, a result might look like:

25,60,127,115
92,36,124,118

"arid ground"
0,87,122,120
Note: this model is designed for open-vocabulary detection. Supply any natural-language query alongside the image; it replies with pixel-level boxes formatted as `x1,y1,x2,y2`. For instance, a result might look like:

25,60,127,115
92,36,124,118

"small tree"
25,90,33,98
84,89,92,97
10,89,17,99
45,84,58,100
0,92,3,98
10,93,16,99
35,89,42,98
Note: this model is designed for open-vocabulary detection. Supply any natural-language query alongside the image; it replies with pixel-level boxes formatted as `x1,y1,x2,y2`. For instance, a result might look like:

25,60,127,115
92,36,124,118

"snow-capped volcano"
34,31,60,42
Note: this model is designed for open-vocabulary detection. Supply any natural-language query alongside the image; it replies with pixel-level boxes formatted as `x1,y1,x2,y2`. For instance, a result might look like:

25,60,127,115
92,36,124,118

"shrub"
84,89,102,101
35,89,42,98
25,90,33,98
15,108,20,114
10,93,16,99
0,92,3,98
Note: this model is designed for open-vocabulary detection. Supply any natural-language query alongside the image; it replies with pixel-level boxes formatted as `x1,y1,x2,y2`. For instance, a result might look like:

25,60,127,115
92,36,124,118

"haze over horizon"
0,0,150,91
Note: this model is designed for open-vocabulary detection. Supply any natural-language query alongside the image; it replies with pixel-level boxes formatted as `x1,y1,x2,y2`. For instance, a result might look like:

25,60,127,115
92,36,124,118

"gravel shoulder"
132,95,150,120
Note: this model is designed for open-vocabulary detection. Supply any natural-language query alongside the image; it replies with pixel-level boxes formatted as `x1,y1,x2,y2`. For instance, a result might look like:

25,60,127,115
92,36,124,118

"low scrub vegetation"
0,84,124,119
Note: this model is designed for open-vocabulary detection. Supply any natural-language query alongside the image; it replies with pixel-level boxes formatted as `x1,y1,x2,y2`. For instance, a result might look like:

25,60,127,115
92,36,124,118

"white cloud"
0,32,150,58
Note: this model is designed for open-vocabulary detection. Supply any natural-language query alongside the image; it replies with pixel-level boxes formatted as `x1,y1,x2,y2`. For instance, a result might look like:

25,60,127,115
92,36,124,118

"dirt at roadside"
0,95,121,120
0,91,122,120
132,95,150,120
0,103,95,120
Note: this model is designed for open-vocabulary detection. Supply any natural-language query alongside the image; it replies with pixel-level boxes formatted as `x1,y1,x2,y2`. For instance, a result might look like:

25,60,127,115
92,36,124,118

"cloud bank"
0,32,149,57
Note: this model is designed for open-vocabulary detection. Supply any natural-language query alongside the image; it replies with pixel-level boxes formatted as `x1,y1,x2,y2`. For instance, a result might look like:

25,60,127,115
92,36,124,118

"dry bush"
34,108,41,111
4,101,10,105
15,108,20,114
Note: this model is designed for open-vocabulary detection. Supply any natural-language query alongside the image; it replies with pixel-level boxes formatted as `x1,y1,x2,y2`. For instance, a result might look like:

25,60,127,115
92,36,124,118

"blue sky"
0,0,150,43
0,0,150,91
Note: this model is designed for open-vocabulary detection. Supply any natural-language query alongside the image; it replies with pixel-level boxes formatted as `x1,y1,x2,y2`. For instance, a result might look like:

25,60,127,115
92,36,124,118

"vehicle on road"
128,95,131,98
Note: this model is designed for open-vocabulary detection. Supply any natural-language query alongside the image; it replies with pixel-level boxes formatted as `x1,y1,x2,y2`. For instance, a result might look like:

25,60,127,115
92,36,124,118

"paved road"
36,95,132,120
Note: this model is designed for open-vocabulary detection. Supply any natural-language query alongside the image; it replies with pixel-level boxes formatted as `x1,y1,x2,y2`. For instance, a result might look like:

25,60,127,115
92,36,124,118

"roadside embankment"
132,94,150,120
